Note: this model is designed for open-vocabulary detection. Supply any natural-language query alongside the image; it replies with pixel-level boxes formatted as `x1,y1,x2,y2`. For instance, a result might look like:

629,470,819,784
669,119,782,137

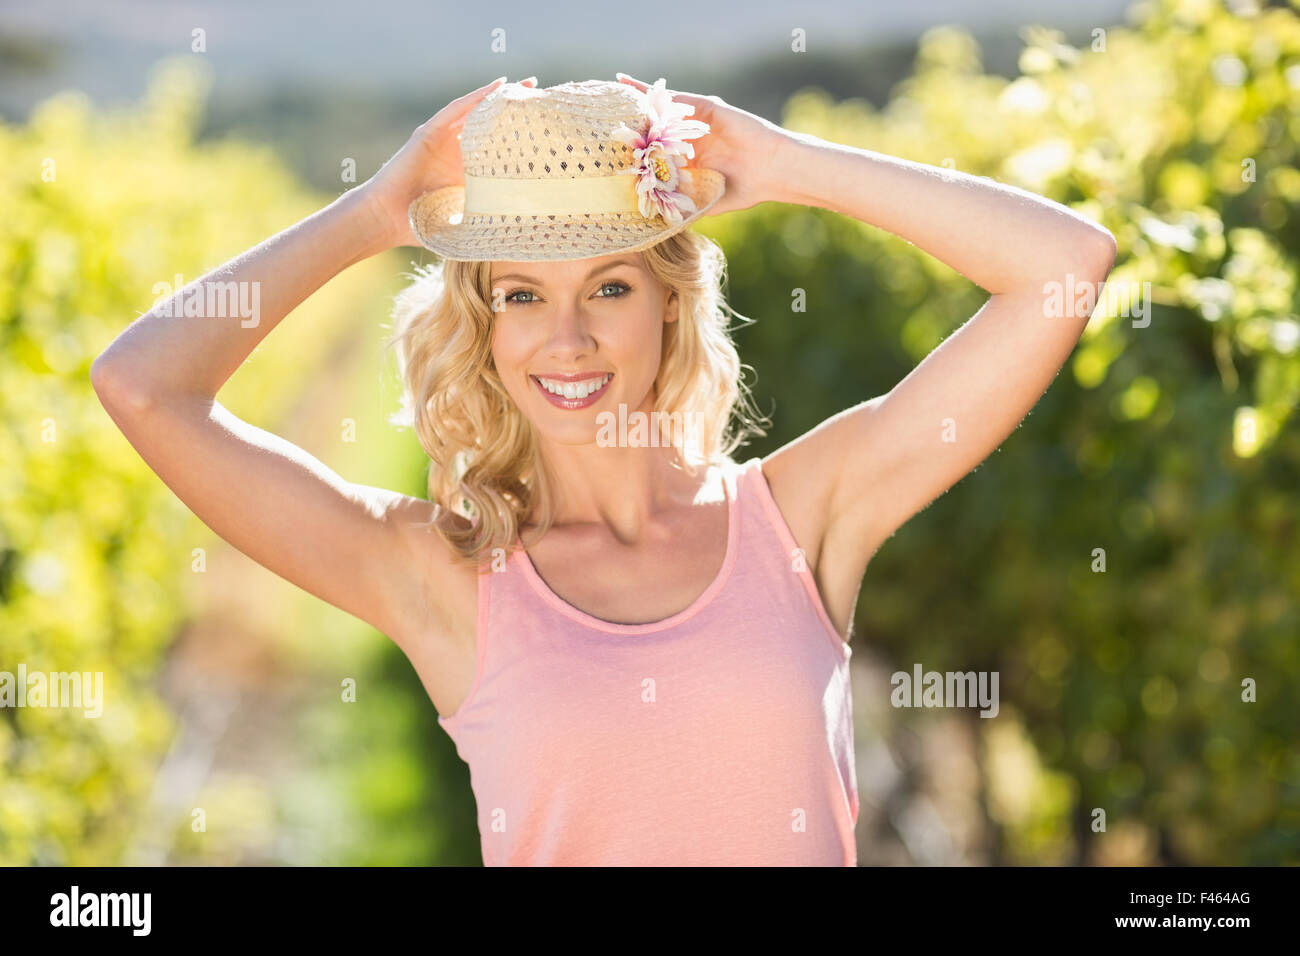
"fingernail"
523,76,538,84
493,76,507,84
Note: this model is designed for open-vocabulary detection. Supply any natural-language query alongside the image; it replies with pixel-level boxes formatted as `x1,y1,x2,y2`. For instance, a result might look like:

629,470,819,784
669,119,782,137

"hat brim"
407,169,726,262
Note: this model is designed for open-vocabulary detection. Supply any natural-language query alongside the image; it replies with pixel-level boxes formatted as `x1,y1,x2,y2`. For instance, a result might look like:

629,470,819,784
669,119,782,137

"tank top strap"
730,455,848,655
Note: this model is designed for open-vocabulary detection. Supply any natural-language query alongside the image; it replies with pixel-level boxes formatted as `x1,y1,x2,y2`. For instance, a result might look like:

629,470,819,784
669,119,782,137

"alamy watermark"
152,273,261,328
0,664,103,718
1043,275,1152,328
596,403,704,449
50,886,150,935
891,663,999,718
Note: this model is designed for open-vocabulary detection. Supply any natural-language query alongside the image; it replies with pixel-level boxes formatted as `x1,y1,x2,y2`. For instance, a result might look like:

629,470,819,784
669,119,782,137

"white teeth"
536,373,611,398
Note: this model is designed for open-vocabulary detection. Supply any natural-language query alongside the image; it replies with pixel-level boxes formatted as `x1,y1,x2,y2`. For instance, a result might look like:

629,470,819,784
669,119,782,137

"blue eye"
503,282,630,306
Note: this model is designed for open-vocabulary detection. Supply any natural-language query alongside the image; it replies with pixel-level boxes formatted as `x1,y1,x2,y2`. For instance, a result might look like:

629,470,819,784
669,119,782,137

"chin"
532,420,607,448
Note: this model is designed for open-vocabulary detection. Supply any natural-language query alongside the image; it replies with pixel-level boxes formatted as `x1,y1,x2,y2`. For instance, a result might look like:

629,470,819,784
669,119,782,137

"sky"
1,0,1137,117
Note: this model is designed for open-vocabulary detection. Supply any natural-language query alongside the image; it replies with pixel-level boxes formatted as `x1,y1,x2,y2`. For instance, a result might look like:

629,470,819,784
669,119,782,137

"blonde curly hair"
384,228,768,566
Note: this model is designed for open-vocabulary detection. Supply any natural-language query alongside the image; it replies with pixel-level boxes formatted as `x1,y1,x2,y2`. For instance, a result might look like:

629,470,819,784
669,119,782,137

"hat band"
462,172,641,217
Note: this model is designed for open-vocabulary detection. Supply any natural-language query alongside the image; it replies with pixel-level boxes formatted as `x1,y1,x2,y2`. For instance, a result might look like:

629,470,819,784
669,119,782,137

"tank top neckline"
511,458,742,636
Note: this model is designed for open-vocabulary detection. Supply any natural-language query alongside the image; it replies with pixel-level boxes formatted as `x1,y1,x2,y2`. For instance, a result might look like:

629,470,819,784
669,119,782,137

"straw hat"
408,79,726,262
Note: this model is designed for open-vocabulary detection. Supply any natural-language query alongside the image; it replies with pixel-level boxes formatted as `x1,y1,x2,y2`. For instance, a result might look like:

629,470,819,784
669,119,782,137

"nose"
543,306,596,360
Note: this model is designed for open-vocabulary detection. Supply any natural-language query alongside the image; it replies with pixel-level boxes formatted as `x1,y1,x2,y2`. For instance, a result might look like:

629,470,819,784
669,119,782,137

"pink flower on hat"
613,78,710,224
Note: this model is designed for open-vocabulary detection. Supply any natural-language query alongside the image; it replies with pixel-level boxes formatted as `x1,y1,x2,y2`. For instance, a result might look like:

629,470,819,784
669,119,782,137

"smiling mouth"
530,373,613,409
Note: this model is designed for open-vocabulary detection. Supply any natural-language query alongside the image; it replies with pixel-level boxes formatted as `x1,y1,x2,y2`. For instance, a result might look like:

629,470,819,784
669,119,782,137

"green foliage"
702,0,1299,863
0,57,403,864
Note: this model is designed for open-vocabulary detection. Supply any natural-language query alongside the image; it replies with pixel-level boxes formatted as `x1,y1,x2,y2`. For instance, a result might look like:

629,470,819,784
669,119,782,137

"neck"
532,441,713,546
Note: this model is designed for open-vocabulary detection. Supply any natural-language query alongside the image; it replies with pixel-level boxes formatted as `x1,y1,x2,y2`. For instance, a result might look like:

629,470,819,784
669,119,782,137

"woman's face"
488,251,678,446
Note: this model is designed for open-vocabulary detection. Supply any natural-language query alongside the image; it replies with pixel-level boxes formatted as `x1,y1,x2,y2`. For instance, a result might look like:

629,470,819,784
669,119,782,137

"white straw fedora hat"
408,78,726,262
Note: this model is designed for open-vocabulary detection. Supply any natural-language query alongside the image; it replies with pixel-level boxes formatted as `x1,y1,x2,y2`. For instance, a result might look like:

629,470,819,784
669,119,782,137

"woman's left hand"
616,73,794,218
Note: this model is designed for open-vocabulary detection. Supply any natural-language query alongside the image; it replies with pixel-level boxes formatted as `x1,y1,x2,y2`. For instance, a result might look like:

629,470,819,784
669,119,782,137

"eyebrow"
491,257,639,286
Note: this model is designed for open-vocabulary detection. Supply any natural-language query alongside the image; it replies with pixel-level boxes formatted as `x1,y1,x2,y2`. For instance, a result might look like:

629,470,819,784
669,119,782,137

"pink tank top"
436,456,859,865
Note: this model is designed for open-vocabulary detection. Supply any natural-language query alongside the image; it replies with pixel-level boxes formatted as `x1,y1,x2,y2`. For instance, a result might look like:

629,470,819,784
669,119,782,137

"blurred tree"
0,56,422,864
701,0,1299,864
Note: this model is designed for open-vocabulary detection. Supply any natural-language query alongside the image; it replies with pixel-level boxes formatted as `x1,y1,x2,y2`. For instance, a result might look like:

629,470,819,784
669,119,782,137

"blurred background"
2,0,1297,865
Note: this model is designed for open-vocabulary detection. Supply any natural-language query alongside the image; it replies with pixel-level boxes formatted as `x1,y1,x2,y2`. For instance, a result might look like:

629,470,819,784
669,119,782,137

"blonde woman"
92,75,1116,866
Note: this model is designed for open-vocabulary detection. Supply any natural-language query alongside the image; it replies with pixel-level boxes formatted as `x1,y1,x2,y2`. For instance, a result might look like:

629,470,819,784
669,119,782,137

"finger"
434,76,508,124
615,72,649,91
469,76,508,100
617,73,693,105
455,76,508,108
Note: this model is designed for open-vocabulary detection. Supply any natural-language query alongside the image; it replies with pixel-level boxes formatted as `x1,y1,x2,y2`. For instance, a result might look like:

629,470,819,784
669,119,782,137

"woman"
92,75,1116,866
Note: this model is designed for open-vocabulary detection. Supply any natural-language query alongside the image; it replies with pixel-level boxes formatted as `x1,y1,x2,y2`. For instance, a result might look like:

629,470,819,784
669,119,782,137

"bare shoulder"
756,423,845,582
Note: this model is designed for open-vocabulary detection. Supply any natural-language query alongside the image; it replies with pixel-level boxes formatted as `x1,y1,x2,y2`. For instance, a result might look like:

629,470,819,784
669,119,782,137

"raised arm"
90,77,524,647
611,76,1116,638
758,132,1116,629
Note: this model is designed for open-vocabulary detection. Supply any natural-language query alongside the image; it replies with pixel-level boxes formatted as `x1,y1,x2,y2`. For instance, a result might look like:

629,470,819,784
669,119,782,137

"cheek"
490,320,533,380
611,307,667,361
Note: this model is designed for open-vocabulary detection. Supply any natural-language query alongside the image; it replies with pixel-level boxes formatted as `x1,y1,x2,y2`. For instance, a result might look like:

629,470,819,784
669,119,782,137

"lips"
530,372,613,410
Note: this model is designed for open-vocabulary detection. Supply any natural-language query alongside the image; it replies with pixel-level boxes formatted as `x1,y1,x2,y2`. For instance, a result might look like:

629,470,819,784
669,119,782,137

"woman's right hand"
361,75,538,249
